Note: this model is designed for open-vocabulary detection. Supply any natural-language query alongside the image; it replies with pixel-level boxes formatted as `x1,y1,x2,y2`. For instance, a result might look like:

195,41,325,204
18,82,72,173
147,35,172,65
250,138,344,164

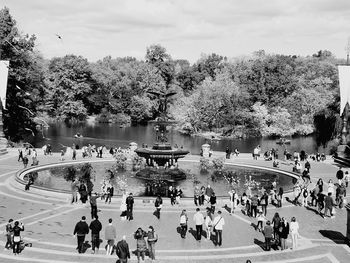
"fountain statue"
134,90,189,192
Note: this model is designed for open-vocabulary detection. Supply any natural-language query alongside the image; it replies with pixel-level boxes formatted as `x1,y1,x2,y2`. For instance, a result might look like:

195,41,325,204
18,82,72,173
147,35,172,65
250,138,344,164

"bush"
199,157,210,173
79,163,94,183
64,166,77,182
35,172,52,187
212,158,224,171
114,153,128,171
132,155,144,171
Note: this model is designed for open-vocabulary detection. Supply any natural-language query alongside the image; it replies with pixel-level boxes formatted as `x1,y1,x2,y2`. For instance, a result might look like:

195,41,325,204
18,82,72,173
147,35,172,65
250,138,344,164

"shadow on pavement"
319,230,347,244
254,238,265,251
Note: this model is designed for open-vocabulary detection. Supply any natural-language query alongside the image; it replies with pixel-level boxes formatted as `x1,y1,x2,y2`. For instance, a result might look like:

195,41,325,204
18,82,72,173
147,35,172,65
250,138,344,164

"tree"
129,95,153,122
1,7,46,141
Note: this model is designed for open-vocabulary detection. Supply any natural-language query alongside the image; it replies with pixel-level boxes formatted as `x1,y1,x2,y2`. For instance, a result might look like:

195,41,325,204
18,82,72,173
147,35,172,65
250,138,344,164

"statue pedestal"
202,144,210,158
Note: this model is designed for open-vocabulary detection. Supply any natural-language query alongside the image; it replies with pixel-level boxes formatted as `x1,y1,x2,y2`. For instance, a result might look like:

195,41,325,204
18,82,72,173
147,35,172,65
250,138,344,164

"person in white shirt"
289,217,299,250
193,208,204,241
212,210,225,246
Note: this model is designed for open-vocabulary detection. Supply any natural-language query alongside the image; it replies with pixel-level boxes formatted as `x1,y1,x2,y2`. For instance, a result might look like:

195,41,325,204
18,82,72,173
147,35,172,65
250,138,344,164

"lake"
31,122,331,155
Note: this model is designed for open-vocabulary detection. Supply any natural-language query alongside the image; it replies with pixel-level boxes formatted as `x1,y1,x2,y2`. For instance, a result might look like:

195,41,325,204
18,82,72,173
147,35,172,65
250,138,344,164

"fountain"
134,91,189,188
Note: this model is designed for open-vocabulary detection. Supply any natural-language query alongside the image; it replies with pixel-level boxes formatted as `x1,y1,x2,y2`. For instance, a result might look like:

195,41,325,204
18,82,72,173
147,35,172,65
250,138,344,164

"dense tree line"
0,7,343,143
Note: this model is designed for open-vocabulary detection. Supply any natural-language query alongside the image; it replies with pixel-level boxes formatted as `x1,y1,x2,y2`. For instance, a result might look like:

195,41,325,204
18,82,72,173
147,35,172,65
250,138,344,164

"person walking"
271,212,281,244
12,221,24,255
116,235,130,263
260,192,268,216
336,167,344,185
79,183,88,204
175,186,183,204
134,227,147,263
179,209,188,238
228,189,234,215
250,195,259,218
18,148,24,162
105,183,114,204
90,192,99,219
73,216,89,254
154,195,163,219
212,210,225,246
105,218,117,255
89,215,102,254
126,193,134,221
147,226,158,261
120,191,127,220
71,179,79,204
279,217,289,250
169,186,176,206
324,192,335,218
193,208,204,241
5,219,13,250
263,220,273,251
194,185,200,206
290,217,299,250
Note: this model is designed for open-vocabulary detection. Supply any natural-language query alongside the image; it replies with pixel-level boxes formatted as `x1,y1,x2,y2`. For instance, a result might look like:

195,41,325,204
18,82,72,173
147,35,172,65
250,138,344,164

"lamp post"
0,42,8,153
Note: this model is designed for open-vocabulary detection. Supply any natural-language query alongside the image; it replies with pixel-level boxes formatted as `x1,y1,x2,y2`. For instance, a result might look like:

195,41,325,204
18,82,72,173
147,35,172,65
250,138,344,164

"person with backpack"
73,216,89,254
116,235,130,263
147,226,158,261
89,215,102,254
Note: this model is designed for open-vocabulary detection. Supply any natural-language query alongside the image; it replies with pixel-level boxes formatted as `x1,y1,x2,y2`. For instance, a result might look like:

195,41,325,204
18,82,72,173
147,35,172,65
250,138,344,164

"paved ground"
0,149,349,263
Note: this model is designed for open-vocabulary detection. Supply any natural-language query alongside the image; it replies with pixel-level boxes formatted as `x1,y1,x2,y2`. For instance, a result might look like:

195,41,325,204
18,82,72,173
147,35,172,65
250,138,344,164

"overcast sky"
2,0,350,63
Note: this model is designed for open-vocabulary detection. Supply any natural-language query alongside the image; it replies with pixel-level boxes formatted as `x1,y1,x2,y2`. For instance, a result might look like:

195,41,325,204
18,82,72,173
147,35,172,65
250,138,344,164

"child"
256,210,267,232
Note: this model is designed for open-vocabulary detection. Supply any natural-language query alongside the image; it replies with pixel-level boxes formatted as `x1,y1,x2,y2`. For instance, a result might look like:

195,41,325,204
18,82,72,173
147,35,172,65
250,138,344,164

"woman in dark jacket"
278,217,289,250
79,183,88,203
12,221,24,254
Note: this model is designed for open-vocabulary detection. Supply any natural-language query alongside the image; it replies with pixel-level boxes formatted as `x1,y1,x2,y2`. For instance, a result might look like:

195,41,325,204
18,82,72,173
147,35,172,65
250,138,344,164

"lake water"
31,122,331,155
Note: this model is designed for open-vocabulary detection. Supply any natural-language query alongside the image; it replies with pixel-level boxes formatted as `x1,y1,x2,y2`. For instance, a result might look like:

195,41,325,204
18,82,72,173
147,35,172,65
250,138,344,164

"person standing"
212,210,225,246
204,207,213,240
89,215,102,254
5,219,13,250
169,186,176,206
12,221,24,255
271,212,281,243
116,235,130,263
228,189,234,215
263,220,273,251
120,191,127,220
260,192,268,216
250,195,259,217
290,217,299,250
193,208,204,241
18,148,24,162
126,193,134,221
147,226,158,261
336,167,344,185
225,146,231,159
154,195,163,219
277,187,283,208
194,185,200,206
175,186,183,205
105,218,117,255
73,216,89,254
210,192,217,214
279,217,289,250
134,227,147,263
199,186,205,206
105,183,114,204
205,184,214,203
71,179,79,204
72,147,77,160
79,183,88,204
179,209,188,238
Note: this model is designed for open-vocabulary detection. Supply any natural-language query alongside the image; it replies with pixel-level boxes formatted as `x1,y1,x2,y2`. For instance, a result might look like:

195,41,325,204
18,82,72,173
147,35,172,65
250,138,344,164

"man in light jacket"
212,210,225,246
193,208,204,241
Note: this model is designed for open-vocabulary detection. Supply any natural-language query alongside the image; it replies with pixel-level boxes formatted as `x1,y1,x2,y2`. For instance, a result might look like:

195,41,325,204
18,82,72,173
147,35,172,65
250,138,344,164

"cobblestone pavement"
0,149,349,262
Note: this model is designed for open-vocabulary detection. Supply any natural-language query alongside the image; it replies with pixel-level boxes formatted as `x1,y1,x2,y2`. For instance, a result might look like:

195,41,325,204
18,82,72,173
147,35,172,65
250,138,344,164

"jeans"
215,229,222,246
106,239,115,255
148,242,155,260
324,206,333,217
291,232,298,249
180,224,187,238
91,205,98,219
261,205,267,216
105,194,112,203
91,234,100,251
265,237,271,251
5,234,12,249
127,207,133,220
280,237,287,250
137,250,145,262
13,241,20,254
194,196,199,206
77,235,85,253
196,225,202,240
251,205,257,217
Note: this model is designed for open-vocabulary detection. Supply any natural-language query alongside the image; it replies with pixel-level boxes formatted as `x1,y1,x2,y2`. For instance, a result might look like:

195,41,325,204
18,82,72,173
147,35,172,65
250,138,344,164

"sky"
2,0,350,63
